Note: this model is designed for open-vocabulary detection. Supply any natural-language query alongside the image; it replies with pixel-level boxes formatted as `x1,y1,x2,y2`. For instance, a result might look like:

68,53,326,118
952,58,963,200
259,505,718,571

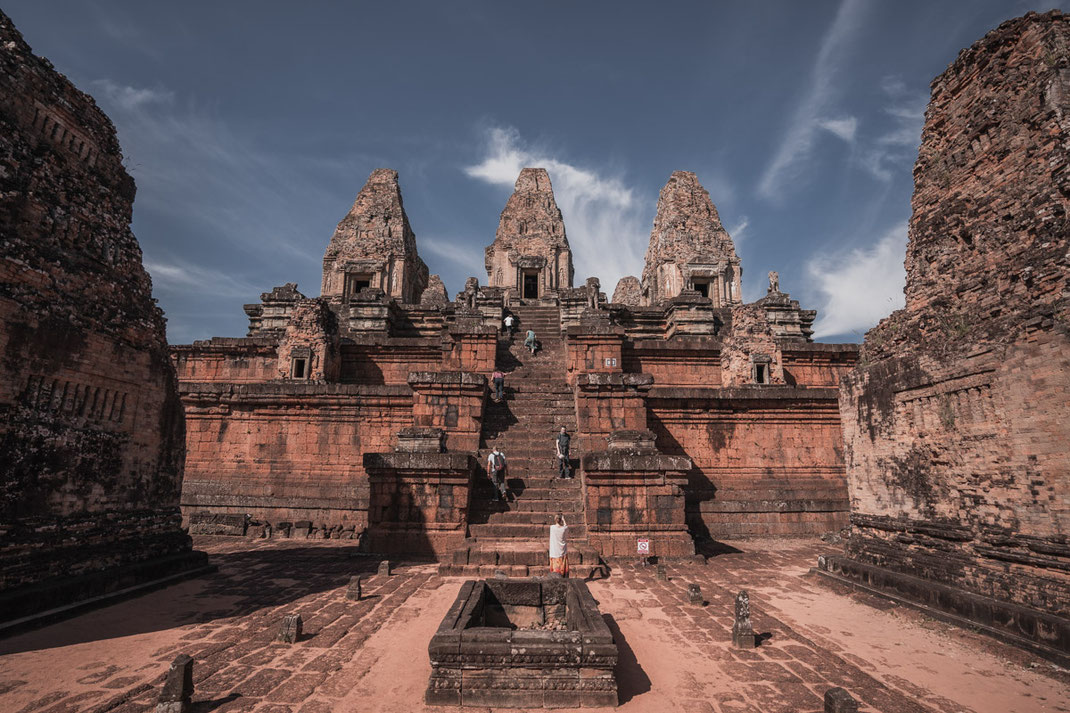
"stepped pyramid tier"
640,171,742,306
485,168,574,299
321,168,429,304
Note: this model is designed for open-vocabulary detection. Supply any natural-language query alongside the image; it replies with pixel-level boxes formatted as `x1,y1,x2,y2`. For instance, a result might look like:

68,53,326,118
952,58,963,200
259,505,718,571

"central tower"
484,168,574,299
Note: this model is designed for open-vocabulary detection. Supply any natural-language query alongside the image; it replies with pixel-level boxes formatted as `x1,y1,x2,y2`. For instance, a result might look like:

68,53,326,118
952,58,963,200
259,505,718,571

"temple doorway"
522,271,539,299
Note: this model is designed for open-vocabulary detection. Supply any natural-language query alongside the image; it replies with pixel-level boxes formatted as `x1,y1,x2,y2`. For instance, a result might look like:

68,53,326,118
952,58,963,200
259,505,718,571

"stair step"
469,523,588,538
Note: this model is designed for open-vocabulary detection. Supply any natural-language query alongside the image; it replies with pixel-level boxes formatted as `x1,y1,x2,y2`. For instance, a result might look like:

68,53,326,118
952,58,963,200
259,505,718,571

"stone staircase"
439,303,603,577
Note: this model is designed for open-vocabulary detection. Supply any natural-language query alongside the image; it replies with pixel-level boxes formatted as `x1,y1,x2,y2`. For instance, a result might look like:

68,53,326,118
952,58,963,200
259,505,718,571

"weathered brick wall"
173,343,279,383
650,388,849,537
837,11,1070,648
179,383,412,531
0,10,203,620
622,339,723,388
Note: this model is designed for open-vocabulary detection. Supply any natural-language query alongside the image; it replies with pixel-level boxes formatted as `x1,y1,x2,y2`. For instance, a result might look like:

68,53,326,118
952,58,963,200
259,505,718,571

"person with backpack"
491,369,505,402
486,447,508,501
555,426,572,479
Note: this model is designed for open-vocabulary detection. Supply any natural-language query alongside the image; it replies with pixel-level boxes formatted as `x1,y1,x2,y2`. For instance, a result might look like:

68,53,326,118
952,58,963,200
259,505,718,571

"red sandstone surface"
833,10,1070,658
0,537,1065,713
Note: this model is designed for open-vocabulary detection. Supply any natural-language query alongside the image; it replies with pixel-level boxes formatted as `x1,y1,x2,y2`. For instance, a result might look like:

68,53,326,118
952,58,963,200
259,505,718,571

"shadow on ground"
603,612,650,704
0,542,403,655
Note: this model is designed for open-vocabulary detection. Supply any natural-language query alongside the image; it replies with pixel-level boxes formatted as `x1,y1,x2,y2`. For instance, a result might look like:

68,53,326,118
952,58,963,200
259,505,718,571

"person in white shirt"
503,313,516,338
487,448,508,501
549,513,568,577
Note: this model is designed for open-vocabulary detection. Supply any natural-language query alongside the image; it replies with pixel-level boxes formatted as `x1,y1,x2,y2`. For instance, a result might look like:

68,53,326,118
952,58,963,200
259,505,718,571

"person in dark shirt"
555,426,572,479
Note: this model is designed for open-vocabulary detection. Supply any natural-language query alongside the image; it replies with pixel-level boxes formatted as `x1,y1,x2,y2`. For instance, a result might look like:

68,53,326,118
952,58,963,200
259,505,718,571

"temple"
172,164,858,572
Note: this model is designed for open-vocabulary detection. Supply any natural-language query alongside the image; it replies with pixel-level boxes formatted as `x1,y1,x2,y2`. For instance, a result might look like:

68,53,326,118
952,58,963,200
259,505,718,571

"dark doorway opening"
522,272,539,299
693,281,710,298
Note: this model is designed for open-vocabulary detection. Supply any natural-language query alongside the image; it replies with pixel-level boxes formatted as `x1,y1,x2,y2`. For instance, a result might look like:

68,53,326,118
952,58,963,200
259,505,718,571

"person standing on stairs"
487,447,509,501
555,426,572,479
503,313,516,338
491,369,505,402
549,513,569,577
524,328,538,355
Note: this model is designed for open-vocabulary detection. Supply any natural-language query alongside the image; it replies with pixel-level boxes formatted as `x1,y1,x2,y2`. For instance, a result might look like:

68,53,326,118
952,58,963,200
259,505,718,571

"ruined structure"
174,163,856,568
819,11,1070,663
320,168,429,304
636,171,742,306
0,11,206,624
484,168,574,299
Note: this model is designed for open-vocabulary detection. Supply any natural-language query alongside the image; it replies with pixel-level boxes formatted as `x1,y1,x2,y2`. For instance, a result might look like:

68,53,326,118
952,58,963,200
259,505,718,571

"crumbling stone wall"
611,276,641,306
421,274,449,306
640,172,742,306
0,11,203,620
484,168,574,296
321,169,429,304
834,11,1070,654
275,298,340,381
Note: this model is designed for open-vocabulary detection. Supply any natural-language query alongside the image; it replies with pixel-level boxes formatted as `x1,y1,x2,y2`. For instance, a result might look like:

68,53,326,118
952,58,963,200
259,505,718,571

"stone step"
469,522,588,539
437,563,606,579
471,499,583,514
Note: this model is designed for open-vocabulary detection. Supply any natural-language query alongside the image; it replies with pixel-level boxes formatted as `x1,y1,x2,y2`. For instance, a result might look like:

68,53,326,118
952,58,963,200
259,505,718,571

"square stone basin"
426,578,618,708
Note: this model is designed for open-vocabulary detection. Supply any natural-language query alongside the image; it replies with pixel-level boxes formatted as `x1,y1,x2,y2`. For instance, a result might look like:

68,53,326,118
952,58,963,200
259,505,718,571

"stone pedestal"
581,429,695,559
363,428,477,557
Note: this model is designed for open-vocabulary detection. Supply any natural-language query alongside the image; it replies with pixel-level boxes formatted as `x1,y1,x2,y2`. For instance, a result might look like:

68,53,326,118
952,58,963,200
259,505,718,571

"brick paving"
0,537,1065,713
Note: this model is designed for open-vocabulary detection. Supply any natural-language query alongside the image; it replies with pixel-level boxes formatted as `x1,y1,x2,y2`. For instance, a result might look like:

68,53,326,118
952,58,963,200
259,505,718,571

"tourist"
524,329,538,354
555,426,571,479
491,369,505,402
503,312,516,338
487,447,508,501
549,513,569,577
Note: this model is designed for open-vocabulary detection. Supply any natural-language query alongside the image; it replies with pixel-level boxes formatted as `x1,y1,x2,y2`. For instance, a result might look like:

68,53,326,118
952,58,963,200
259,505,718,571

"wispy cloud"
807,223,907,339
90,79,173,111
757,0,867,201
420,236,485,291
727,216,750,242
143,258,260,300
464,126,646,293
856,75,927,181
818,116,858,143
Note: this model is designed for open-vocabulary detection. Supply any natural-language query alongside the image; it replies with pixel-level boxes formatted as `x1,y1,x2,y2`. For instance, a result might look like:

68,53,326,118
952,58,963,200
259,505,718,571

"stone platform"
0,536,1066,713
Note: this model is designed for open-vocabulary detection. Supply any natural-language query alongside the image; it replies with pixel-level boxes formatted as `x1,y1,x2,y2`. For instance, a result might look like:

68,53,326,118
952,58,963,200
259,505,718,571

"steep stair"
440,303,603,577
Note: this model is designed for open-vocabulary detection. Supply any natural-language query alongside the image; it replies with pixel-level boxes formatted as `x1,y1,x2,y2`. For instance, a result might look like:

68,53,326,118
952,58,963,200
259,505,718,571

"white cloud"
727,216,750,242
818,116,858,143
91,79,173,111
464,127,646,293
857,75,927,182
807,223,907,339
757,0,866,201
143,258,260,300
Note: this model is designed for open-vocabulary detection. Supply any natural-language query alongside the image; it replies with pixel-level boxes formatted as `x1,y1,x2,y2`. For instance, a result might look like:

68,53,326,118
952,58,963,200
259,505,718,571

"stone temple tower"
484,168,574,299
321,168,429,304
640,171,741,306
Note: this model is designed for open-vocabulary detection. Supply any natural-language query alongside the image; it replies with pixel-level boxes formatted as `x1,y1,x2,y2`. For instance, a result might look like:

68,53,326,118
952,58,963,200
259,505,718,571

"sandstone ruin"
1,7,1067,707
172,157,856,571
818,10,1070,663
0,10,206,625
484,167,574,299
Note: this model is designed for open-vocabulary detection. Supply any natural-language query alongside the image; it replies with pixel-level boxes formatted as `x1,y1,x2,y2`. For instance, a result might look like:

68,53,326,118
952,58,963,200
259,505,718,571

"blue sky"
6,0,1064,343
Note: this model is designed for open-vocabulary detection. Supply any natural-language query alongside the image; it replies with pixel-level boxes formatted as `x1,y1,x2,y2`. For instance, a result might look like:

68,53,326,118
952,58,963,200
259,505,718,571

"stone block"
732,590,757,648
824,687,859,713
156,654,193,713
687,584,703,605
277,614,302,644
378,560,391,576
346,576,362,601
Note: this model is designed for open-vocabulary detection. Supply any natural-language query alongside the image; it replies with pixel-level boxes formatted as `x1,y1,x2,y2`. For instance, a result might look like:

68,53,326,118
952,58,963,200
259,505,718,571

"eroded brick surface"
837,10,1070,654
0,10,202,622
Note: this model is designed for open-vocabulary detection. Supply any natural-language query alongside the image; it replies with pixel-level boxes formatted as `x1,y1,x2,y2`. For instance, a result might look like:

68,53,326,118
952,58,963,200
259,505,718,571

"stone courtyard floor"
0,537,1066,713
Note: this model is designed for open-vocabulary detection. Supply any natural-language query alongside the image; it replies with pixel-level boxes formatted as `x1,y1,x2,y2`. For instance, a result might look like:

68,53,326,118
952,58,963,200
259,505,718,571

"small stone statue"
378,559,391,576
768,270,780,293
346,575,362,601
585,277,601,309
732,590,757,648
687,583,703,605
